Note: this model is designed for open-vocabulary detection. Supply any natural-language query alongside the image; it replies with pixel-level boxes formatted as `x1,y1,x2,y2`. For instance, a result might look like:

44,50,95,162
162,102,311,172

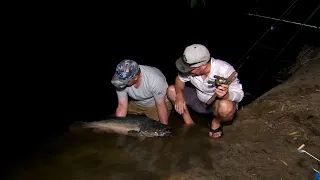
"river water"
5,112,230,180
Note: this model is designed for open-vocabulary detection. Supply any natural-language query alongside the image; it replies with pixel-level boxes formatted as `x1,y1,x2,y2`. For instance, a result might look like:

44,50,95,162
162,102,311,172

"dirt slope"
211,47,320,180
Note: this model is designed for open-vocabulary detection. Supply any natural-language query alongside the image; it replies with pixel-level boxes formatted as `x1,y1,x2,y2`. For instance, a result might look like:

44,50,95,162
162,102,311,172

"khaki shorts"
127,100,172,121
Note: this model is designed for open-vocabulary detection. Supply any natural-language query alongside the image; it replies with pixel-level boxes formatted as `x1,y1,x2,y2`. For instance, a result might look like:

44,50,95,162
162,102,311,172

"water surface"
6,113,226,180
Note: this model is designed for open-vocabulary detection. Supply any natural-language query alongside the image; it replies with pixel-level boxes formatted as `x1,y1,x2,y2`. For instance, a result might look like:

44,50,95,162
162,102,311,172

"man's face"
126,75,139,87
190,64,207,76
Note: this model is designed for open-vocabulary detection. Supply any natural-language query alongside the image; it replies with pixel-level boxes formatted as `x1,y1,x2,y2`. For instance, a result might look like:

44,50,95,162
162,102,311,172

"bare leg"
181,107,194,124
209,99,236,138
167,85,195,124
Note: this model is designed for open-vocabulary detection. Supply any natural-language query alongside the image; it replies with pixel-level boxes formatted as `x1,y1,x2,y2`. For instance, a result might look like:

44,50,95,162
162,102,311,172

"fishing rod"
245,3,320,94
234,0,302,68
247,13,320,29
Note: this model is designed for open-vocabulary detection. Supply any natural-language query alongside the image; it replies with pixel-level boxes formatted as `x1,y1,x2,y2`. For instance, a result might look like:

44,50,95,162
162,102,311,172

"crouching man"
167,44,244,138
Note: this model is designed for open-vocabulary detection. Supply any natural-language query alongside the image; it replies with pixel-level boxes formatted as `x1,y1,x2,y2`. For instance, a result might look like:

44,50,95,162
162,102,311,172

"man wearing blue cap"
167,44,244,138
111,59,172,125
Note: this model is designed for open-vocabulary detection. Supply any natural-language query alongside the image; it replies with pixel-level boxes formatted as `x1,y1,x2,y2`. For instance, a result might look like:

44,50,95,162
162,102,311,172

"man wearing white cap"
167,44,244,138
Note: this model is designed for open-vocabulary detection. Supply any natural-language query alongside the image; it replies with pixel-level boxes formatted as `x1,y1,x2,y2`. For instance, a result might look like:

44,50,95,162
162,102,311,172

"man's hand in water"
175,93,187,114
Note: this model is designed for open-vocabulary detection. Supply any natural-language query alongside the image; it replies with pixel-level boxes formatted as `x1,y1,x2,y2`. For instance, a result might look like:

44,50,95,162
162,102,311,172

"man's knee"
215,100,236,118
147,113,160,121
166,85,176,100
144,108,159,121
127,101,142,115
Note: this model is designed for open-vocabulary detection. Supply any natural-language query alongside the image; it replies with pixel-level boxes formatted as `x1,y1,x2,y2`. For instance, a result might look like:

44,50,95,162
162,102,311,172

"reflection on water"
6,114,228,180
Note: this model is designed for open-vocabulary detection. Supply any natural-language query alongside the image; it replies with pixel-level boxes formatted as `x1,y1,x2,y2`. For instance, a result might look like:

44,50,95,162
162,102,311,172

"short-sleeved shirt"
178,58,244,103
116,65,169,108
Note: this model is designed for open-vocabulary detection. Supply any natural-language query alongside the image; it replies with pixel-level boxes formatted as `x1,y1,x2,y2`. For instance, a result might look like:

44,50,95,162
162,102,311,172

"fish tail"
68,121,88,132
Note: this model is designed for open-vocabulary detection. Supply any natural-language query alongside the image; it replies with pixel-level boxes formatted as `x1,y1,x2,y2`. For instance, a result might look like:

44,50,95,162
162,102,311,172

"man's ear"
134,74,139,80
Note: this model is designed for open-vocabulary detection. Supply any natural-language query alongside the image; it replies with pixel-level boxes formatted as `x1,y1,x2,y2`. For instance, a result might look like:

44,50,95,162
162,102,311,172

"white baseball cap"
175,44,211,73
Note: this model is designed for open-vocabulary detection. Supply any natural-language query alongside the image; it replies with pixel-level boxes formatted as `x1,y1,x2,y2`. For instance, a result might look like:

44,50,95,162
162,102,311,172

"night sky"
5,0,319,164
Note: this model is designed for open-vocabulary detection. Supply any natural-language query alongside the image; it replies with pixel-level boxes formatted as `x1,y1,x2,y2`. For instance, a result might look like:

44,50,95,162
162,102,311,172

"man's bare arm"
155,97,169,125
175,76,185,96
174,76,188,115
115,97,128,117
174,76,194,124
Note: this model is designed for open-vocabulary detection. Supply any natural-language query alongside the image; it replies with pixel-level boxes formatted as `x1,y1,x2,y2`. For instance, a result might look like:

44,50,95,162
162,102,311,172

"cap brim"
111,73,130,89
175,57,196,73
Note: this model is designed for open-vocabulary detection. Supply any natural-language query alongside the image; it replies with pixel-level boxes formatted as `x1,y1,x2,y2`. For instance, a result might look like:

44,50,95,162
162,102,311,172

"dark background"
4,0,319,167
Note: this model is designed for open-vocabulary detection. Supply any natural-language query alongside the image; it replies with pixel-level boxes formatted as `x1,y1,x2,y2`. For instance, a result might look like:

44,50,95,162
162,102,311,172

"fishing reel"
214,75,228,87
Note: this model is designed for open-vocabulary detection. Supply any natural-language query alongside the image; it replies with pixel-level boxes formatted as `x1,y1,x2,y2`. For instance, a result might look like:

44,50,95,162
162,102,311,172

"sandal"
209,126,223,138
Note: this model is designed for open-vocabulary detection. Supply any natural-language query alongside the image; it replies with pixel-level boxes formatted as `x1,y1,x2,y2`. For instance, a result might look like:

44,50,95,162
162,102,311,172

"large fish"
72,115,172,140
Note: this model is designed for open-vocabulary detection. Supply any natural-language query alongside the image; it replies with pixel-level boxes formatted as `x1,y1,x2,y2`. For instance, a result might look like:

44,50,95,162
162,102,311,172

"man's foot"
209,119,223,138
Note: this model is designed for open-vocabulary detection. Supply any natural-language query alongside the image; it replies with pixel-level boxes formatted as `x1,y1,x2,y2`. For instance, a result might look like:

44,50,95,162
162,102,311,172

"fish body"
79,116,172,139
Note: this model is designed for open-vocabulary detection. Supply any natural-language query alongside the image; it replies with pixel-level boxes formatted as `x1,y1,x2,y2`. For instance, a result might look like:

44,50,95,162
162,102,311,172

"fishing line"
247,13,320,29
234,0,302,68
247,3,320,94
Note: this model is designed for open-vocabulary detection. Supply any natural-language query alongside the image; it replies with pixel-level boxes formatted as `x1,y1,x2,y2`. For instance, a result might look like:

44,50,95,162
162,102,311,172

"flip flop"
209,126,223,138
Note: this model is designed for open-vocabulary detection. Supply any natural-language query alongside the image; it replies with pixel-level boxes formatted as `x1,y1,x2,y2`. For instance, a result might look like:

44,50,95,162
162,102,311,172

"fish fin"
128,130,140,136
92,128,105,133
68,121,87,132
128,130,146,142
137,135,146,142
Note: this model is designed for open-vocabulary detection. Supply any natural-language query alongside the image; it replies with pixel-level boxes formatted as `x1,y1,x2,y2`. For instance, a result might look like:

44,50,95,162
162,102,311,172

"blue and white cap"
111,59,140,89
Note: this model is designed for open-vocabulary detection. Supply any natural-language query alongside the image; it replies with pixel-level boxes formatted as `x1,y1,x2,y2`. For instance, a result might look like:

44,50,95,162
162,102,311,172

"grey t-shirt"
116,65,169,108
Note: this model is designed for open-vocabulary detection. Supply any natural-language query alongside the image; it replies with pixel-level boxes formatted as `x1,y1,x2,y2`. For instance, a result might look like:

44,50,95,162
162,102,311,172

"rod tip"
297,144,305,152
